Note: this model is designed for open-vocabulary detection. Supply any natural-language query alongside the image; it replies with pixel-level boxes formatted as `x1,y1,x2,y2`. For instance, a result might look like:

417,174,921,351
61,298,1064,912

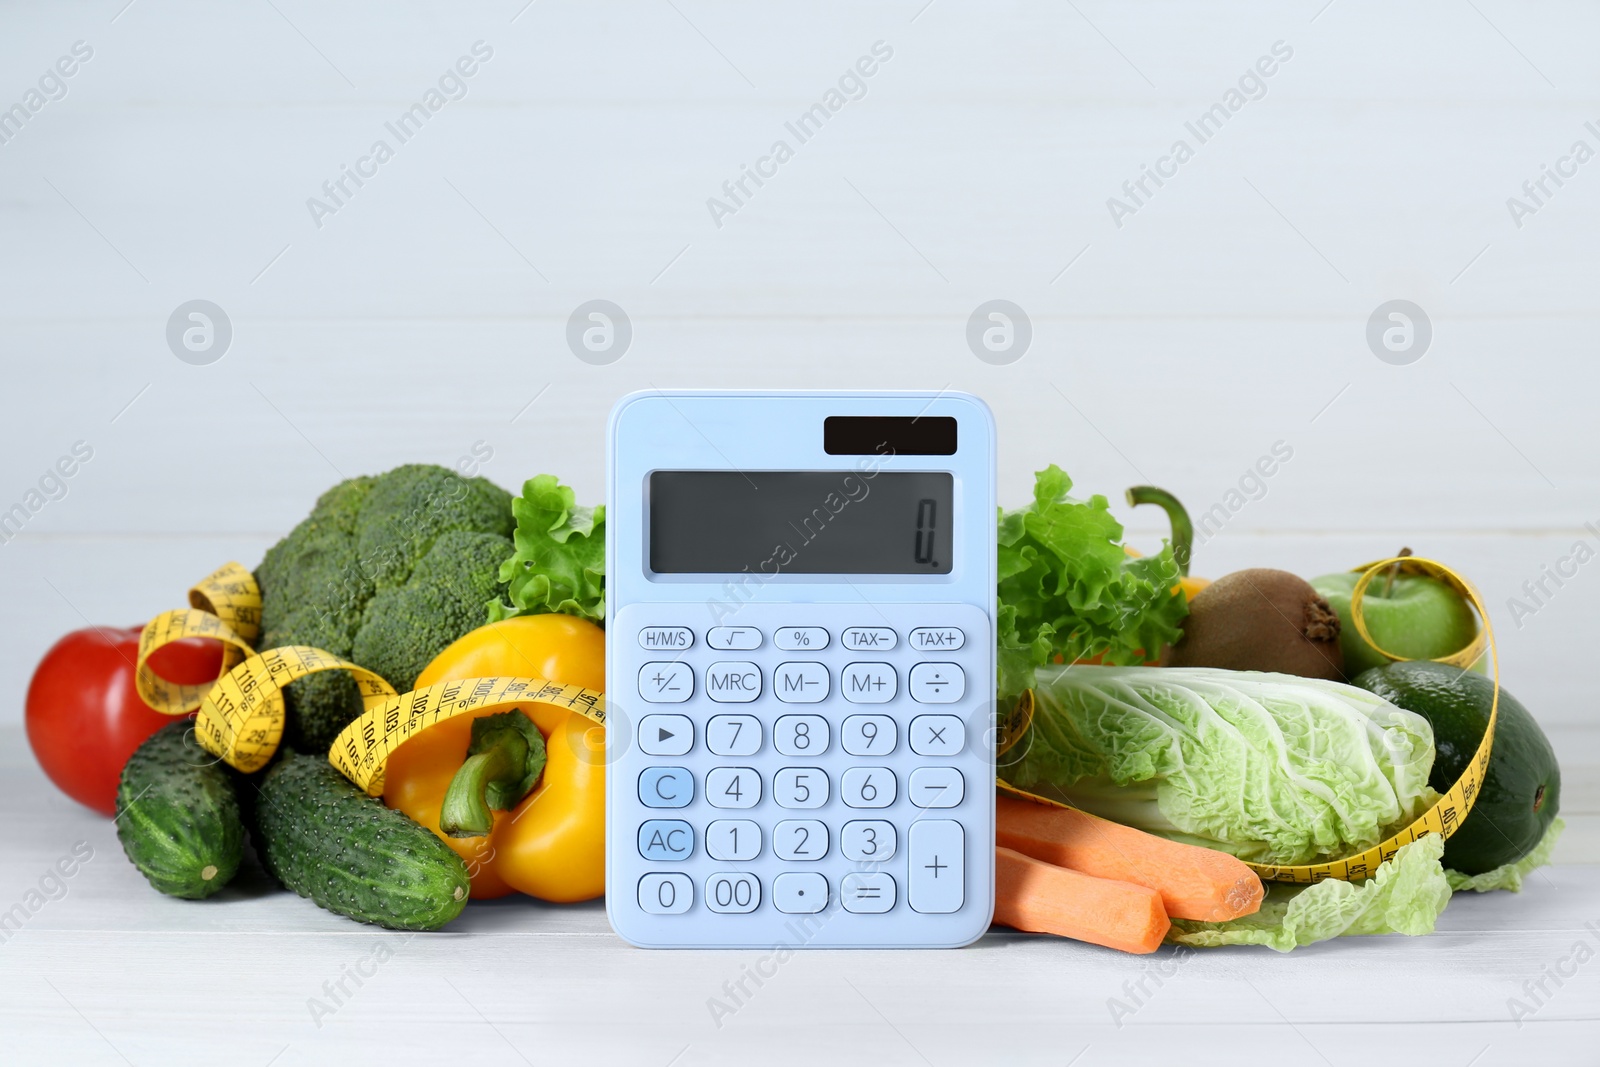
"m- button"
705,661,762,703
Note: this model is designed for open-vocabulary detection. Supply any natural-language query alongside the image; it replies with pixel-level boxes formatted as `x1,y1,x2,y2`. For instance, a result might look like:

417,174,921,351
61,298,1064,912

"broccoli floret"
352,530,513,692
253,465,515,752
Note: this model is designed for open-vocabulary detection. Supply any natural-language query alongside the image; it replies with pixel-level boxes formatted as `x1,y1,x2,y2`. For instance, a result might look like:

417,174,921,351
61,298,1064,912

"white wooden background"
1,1,1596,1063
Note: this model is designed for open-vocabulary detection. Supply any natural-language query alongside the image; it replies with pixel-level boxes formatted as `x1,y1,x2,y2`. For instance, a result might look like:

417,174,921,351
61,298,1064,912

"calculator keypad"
615,607,990,940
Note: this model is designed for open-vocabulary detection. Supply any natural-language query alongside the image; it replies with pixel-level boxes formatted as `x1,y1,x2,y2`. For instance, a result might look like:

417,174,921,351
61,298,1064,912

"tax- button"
909,662,964,703
707,626,762,651
637,820,693,861
638,767,693,808
705,661,761,702
639,714,693,756
842,627,897,651
639,662,692,703
842,662,896,703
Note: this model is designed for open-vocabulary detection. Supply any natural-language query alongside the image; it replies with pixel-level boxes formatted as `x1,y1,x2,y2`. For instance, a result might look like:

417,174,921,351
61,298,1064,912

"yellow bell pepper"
382,613,606,903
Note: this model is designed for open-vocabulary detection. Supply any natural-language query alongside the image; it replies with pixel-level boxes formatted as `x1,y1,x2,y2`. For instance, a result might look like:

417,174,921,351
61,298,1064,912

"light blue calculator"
605,391,997,948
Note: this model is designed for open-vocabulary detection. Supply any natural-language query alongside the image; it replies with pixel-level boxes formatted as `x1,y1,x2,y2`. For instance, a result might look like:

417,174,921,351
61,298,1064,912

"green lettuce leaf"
1170,834,1451,951
996,465,1188,700
1006,665,1437,866
487,474,605,625
1446,817,1565,893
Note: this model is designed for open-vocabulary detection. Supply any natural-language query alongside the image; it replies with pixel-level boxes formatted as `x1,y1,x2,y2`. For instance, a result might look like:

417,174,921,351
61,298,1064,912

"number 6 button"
842,767,895,808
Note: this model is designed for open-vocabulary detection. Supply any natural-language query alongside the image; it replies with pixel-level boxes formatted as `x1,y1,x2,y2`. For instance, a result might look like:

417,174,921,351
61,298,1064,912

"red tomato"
26,626,225,816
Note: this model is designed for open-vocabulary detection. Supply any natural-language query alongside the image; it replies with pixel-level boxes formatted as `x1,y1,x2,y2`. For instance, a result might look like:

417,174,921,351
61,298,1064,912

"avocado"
1352,661,1559,874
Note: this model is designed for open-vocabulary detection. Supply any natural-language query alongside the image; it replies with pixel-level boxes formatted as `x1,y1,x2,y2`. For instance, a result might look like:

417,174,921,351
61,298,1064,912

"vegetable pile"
23,458,1563,954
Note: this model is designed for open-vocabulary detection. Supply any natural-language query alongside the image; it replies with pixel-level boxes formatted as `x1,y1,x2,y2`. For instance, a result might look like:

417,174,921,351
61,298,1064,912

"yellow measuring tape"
136,562,606,794
999,556,1498,884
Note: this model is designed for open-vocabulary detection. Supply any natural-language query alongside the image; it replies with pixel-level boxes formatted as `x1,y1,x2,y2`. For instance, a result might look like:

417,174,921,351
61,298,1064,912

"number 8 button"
775,715,828,756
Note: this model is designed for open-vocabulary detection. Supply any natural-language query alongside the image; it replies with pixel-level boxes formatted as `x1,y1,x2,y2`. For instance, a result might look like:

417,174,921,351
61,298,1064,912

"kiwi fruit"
1161,567,1344,680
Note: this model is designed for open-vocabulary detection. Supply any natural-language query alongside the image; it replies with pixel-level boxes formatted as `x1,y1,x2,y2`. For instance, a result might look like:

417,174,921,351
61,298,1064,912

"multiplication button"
639,714,692,756
909,715,964,757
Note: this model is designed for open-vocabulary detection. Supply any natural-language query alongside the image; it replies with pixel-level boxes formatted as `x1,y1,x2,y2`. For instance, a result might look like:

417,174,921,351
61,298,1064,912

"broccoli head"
352,530,513,695
255,464,514,752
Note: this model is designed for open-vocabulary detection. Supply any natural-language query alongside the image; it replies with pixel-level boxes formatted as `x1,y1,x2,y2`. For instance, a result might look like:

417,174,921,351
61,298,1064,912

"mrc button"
705,661,762,702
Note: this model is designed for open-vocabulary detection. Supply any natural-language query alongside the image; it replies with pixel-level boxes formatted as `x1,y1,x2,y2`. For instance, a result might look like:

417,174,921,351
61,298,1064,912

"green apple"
1311,570,1480,678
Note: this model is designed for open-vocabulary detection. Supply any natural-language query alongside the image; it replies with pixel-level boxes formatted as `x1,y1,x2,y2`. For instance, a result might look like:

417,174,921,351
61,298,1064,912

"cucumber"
252,752,469,930
1353,661,1560,874
116,721,245,899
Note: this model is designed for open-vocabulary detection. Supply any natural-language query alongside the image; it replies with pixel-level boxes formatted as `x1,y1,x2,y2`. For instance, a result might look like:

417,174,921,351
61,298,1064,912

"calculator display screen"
649,471,954,575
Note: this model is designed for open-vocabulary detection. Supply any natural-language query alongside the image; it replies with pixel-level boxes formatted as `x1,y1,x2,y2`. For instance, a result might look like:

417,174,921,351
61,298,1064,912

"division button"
638,873,692,915
773,872,829,914
908,662,965,704
707,626,763,651
841,872,896,914
909,820,964,914
639,714,693,756
638,661,693,703
638,626,694,651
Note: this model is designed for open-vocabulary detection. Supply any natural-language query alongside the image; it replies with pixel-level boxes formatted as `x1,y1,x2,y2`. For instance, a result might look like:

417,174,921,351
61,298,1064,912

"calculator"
605,390,997,949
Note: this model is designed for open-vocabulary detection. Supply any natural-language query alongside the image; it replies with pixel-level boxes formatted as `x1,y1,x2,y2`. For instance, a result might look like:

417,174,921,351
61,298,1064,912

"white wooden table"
2,0,1598,1061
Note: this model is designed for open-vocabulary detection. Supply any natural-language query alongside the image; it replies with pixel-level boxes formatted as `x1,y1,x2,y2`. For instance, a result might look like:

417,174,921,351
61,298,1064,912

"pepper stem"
440,711,547,839
1125,486,1195,577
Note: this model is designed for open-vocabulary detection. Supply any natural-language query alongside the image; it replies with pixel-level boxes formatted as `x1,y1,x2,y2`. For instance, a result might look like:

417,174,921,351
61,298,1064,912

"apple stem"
1383,547,1413,598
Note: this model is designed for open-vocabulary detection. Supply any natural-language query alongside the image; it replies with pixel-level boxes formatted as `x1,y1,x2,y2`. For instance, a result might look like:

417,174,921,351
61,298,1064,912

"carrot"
997,794,1263,922
994,847,1169,954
